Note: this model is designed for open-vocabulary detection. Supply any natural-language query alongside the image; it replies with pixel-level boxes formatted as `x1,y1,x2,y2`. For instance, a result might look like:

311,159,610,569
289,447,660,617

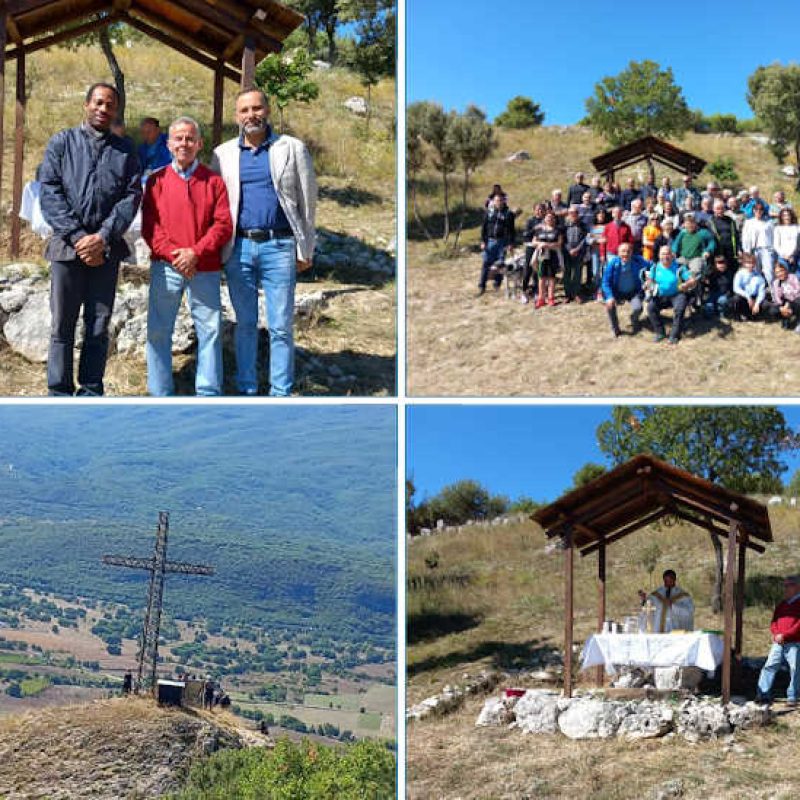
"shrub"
707,157,739,184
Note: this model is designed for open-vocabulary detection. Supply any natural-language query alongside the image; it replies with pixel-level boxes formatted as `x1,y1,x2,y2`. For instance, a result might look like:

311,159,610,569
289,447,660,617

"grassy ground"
0,43,395,396
407,127,797,397
406,506,800,799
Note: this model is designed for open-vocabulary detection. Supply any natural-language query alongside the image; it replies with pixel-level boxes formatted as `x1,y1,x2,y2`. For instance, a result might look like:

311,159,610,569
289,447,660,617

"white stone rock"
344,96,368,116
727,700,770,730
677,699,732,742
782,165,798,177
506,150,531,162
618,701,673,740
313,60,331,70
476,697,514,727
653,666,704,691
3,292,51,362
514,689,560,734
558,698,627,739
0,287,30,314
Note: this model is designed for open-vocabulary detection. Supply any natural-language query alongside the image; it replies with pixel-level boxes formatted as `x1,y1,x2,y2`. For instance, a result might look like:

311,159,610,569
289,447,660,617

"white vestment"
647,585,694,632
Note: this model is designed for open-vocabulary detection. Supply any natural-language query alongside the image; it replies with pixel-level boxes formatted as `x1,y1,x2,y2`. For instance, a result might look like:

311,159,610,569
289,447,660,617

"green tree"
786,468,800,497
707,156,739,184
254,49,320,132
447,106,497,248
348,9,394,127
407,101,434,242
572,462,607,488
597,406,793,611
508,496,542,515
585,60,693,175
284,0,340,63
747,63,800,167
427,479,507,525
495,96,545,129
416,103,457,241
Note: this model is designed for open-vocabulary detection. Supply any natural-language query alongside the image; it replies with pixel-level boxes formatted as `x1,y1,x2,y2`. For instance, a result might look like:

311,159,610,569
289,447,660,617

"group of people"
480,171,800,344
37,81,317,397
636,569,800,707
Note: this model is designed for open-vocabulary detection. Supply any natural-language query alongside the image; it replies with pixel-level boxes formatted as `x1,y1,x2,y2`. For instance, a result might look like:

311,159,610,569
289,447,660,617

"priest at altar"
638,569,695,632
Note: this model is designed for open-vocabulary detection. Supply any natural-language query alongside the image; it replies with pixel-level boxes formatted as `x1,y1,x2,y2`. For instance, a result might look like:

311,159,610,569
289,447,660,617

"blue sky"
407,0,800,124
407,406,800,504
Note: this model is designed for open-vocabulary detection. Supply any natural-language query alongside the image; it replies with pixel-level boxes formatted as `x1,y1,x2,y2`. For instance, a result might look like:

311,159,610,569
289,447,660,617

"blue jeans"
479,238,507,290
225,235,296,397
758,642,800,701
146,261,222,396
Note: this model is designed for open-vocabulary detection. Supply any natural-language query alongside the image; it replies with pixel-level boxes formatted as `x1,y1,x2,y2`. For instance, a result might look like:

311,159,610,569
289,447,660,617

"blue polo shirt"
237,131,290,232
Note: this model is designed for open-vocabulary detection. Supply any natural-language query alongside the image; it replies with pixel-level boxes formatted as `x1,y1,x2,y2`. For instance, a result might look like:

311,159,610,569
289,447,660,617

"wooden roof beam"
123,14,240,82
579,507,668,556
673,508,765,553
7,12,121,58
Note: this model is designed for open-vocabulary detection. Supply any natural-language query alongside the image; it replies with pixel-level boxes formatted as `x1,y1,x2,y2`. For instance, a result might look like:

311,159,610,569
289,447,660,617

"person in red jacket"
142,116,232,396
756,575,800,706
603,205,634,258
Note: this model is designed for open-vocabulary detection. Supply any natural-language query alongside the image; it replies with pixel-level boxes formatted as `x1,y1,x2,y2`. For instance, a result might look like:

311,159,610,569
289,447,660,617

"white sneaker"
520,295,529,305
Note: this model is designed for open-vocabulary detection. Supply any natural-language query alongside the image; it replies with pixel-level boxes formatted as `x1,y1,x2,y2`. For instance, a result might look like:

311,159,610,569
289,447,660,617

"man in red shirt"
756,575,800,706
603,206,634,258
141,116,232,395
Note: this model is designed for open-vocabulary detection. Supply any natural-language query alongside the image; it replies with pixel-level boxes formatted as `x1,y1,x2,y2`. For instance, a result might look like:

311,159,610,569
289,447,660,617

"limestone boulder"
3,292,51,362
514,689,560,734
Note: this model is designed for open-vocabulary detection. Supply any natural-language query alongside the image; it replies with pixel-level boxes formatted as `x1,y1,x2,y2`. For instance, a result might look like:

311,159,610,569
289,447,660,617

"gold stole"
651,589,688,632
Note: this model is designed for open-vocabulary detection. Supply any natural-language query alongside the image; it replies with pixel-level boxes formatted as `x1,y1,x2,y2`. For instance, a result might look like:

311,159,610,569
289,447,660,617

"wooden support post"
735,532,748,670
0,10,7,235
10,47,25,259
212,60,224,147
564,529,574,698
721,518,738,704
595,540,606,687
241,35,255,90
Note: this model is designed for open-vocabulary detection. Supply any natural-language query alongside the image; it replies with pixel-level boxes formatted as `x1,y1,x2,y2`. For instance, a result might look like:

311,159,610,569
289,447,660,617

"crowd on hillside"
479,171,800,343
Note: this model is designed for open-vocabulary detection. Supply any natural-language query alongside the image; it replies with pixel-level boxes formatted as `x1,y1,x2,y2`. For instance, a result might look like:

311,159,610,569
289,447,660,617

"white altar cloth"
581,632,724,675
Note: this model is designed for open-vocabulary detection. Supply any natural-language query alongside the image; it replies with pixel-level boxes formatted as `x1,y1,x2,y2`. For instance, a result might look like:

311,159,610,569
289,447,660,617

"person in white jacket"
773,207,800,272
210,88,317,397
742,202,775,284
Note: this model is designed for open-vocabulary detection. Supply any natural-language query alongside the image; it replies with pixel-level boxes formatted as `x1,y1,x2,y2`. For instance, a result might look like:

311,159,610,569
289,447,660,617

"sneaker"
595,291,604,302
794,323,800,334
667,338,679,346
755,694,772,706
653,333,666,343
520,295,529,305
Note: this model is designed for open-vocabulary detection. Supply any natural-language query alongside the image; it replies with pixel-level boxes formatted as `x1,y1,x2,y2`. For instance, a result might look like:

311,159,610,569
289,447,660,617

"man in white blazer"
211,88,317,396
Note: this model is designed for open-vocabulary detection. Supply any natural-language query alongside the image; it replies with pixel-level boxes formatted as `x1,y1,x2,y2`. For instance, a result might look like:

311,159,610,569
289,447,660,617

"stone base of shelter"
476,689,770,742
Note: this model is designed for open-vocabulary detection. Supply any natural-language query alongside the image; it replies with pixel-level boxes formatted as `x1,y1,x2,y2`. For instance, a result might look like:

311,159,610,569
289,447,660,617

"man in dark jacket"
40,83,142,396
478,192,515,295
757,575,800,706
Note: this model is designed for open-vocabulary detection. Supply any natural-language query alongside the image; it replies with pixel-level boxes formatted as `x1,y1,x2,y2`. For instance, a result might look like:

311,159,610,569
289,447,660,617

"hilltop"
407,126,798,397
0,43,396,396
406,504,800,799
0,697,246,799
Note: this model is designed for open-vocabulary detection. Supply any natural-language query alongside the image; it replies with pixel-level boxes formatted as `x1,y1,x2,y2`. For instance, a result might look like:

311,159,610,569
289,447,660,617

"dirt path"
408,254,800,397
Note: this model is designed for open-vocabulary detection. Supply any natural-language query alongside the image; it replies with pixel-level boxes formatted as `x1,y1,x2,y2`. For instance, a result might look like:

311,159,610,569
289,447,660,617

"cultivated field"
407,127,799,397
406,506,800,798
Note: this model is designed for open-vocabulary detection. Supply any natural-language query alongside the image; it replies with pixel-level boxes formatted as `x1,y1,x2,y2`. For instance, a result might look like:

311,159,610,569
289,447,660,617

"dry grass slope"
406,506,800,799
0,697,247,799
407,127,797,397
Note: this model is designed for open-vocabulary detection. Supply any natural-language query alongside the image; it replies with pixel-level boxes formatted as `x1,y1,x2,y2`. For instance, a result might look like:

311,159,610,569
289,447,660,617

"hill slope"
0,698,244,799
407,506,800,799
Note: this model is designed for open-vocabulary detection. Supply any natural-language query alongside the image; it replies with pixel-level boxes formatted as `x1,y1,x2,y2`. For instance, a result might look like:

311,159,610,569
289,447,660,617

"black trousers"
48,257,120,396
647,293,690,341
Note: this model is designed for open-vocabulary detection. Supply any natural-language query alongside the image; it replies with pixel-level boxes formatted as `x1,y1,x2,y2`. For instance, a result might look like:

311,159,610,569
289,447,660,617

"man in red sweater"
756,575,800,706
142,117,232,395
603,205,634,258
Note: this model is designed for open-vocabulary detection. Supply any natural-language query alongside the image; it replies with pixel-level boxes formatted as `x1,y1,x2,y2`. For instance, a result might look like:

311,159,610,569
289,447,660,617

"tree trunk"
441,169,451,241
325,20,337,64
99,27,125,123
365,83,371,133
410,172,434,242
451,169,470,250
710,531,723,614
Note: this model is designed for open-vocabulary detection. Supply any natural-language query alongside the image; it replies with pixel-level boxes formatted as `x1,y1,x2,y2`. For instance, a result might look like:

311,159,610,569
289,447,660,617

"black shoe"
477,287,486,297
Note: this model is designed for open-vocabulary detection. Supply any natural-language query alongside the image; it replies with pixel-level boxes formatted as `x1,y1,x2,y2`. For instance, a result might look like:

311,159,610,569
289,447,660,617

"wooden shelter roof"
590,135,707,177
2,0,303,76
533,454,772,555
